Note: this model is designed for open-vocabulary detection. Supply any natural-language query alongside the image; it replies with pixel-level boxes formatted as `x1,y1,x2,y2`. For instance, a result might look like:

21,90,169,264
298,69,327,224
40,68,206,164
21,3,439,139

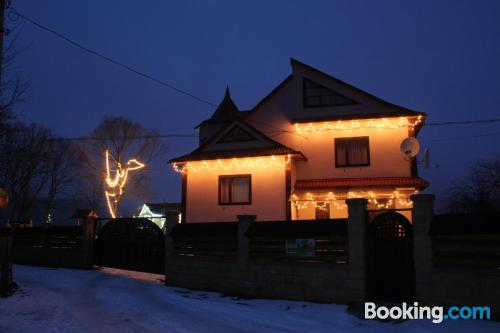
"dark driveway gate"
94,218,164,274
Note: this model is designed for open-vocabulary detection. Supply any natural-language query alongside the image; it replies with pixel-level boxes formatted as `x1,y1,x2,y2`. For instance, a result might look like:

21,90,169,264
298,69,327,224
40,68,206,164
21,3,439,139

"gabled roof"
143,203,181,214
169,147,304,163
169,118,306,163
245,58,426,123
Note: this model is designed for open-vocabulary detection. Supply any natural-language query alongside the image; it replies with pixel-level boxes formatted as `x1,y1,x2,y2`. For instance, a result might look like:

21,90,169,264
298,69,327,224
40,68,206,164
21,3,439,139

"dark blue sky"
12,0,500,210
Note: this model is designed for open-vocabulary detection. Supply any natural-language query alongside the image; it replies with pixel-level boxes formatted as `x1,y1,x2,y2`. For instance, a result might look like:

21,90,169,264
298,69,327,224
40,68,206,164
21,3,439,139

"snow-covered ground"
0,265,498,333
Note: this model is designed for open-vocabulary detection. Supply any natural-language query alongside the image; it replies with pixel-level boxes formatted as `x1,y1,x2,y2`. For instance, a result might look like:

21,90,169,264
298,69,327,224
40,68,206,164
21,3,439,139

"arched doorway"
367,212,415,301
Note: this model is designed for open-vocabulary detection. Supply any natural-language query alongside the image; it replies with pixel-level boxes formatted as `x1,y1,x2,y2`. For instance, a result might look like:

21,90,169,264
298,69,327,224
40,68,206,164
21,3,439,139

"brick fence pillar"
0,228,13,295
411,194,435,303
346,198,368,302
237,215,256,267
164,211,179,275
82,219,95,269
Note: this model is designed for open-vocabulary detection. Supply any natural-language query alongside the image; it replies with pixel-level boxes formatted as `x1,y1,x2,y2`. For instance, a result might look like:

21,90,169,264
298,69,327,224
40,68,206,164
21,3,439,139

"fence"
0,228,13,296
12,222,94,269
165,201,366,303
412,195,500,319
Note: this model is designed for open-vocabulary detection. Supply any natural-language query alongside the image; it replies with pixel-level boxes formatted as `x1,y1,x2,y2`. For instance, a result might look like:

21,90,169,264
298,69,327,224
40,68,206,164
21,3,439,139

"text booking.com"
365,302,491,323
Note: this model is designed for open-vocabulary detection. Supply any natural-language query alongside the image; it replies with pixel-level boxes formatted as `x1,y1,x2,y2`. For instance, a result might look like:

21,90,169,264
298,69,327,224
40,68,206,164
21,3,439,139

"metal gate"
367,212,415,301
94,218,164,274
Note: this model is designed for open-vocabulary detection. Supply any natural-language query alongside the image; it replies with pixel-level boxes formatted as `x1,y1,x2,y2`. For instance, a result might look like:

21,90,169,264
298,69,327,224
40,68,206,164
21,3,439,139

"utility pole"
0,0,5,91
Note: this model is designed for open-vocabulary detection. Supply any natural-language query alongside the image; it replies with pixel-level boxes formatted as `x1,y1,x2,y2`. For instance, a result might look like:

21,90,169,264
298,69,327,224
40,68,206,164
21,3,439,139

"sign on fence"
285,239,315,257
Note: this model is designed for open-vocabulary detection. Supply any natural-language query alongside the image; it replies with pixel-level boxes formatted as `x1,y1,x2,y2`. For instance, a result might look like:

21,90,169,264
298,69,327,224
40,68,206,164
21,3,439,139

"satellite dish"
423,148,430,169
400,137,420,158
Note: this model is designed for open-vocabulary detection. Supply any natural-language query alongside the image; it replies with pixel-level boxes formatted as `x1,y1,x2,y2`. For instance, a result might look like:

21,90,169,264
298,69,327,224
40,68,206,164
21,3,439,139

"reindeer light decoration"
104,150,145,218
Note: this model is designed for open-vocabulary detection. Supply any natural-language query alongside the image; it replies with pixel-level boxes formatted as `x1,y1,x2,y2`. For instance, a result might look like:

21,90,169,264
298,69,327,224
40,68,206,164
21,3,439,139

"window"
335,137,370,167
303,78,357,108
219,175,251,205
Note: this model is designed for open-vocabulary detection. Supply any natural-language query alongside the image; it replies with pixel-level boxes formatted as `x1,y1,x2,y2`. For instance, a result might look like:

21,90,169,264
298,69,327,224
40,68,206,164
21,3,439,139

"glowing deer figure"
104,150,145,218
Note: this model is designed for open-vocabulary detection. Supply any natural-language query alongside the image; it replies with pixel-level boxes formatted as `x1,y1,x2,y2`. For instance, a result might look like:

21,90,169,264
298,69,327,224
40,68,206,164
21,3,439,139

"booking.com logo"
365,302,491,324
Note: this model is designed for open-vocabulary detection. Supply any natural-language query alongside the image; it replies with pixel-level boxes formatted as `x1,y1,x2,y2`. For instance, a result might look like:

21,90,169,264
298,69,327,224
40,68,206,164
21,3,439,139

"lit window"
335,137,370,167
219,175,251,205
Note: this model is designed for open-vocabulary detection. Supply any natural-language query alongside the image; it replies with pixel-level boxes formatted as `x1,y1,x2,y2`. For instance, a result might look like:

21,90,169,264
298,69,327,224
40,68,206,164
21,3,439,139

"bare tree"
446,157,500,214
80,116,166,218
43,140,81,222
0,26,29,125
0,123,52,221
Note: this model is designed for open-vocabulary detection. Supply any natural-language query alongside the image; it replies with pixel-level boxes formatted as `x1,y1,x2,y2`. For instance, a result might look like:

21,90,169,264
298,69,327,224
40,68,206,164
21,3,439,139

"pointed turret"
197,86,241,145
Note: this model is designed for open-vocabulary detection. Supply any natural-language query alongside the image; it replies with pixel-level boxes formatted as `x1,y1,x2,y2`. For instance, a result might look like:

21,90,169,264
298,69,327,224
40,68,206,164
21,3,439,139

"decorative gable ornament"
217,125,258,143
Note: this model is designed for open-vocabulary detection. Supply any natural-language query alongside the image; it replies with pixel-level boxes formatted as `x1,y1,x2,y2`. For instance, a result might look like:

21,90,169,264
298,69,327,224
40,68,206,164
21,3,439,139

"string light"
104,150,145,218
294,116,423,135
291,190,417,211
172,155,292,173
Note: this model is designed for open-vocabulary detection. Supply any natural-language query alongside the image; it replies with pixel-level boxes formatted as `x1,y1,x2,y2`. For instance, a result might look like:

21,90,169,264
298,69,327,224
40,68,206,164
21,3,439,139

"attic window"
303,78,357,108
217,125,257,143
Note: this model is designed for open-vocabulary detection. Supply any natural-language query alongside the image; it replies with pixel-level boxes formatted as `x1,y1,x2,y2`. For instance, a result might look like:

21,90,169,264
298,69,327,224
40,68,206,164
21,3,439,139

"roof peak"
208,86,240,121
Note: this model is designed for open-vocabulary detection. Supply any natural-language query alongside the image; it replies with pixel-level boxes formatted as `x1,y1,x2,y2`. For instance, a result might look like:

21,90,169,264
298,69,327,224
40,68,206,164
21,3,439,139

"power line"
9,8,217,107
425,132,500,143
426,118,500,126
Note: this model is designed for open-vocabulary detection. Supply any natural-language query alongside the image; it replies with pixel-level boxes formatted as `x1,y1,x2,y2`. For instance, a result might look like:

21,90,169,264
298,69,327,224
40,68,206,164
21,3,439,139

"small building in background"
70,209,99,226
136,203,181,229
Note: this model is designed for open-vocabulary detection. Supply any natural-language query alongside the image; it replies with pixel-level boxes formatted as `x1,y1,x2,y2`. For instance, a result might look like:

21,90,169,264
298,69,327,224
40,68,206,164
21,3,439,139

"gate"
94,218,164,274
367,212,415,301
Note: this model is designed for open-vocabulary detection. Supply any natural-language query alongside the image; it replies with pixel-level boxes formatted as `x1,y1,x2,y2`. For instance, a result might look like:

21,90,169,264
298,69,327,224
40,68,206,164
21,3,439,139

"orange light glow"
291,190,417,211
104,150,145,218
294,116,423,135
172,154,292,173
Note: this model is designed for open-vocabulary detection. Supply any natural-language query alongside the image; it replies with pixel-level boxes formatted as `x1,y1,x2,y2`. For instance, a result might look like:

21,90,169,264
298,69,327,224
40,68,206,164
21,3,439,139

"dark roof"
195,87,240,129
169,147,305,163
245,59,427,128
295,177,429,189
70,209,98,219
144,202,181,214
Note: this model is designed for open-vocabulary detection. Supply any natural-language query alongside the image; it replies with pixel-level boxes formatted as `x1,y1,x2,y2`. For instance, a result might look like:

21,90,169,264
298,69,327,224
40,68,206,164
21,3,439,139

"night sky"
11,0,500,212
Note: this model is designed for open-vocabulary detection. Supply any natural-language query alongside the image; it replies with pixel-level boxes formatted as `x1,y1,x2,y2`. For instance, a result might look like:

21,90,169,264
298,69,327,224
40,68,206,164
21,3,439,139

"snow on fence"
11,222,93,269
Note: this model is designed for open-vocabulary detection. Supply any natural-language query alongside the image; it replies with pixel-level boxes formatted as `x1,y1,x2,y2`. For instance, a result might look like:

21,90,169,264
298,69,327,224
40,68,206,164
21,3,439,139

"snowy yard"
0,265,498,333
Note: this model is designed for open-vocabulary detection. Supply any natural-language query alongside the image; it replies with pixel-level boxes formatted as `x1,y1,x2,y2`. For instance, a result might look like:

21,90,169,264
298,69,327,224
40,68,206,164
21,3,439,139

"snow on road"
0,265,498,333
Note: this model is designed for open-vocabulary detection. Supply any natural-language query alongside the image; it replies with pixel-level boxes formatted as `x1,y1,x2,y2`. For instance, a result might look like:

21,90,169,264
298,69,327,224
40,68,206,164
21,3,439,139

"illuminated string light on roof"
172,155,292,173
291,190,417,211
294,116,424,135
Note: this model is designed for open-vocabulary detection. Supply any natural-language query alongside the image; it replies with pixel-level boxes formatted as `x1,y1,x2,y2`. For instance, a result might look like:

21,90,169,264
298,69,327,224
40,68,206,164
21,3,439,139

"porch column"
346,198,368,302
237,215,256,267
411,194,435,303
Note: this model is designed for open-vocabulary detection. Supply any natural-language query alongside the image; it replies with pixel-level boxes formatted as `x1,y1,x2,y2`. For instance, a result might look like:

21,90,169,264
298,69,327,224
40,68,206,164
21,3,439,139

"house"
136,202,181,229
169,59,428,223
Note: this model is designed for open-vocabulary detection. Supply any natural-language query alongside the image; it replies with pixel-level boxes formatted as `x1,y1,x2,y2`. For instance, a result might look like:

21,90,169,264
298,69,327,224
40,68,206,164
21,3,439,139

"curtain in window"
336,142,347,166
231,177,250,203
348,139,368,165
220,178,231,203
